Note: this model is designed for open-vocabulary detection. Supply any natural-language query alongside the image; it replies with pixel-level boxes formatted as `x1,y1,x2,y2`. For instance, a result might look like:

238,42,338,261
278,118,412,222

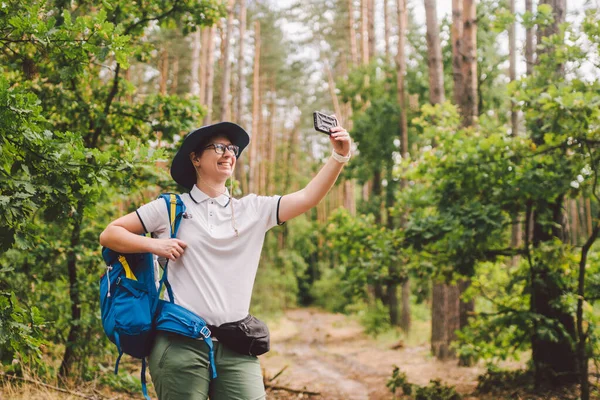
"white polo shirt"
136,185,282,326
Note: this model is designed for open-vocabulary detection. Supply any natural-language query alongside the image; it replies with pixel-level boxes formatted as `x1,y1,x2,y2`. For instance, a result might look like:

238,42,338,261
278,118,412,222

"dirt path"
262,308,485,399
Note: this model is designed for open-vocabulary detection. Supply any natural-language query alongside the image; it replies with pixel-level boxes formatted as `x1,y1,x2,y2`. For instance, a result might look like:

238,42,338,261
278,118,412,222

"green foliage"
386,365,412,397
476,367,533,394
0,0,223,380
347,300,391,337
98,366,147,394
323,209,407,300
0,291,46,366
414,380,461,400
386,368,461,400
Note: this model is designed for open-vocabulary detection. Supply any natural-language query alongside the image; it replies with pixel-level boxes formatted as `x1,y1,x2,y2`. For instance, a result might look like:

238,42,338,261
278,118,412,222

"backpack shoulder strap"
158,193,186,238
157,193,186,303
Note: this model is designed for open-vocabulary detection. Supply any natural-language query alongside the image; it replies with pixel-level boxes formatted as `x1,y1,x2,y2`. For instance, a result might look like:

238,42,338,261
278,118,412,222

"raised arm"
99,212,187,261
278,125,351,223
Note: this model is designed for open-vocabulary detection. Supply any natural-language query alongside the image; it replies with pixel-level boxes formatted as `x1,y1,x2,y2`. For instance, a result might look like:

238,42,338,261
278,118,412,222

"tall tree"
235,0,247,124
424,0,445,105
361,0,369,64
530,0,577,388
235,0,248,193
461,0,478,127
204,25,217,125
220,0,236,121
525,0,535,75
249,21,261,193
348,0,359,66
424,0,459,360
395,0,410,331
368,0,376,59
190,30,202,97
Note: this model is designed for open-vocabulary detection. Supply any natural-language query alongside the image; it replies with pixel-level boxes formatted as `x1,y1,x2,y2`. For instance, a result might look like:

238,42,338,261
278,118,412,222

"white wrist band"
331,150,351,164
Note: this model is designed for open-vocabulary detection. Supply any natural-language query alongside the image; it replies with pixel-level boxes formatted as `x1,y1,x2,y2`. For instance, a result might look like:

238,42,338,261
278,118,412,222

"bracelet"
331,150,351,164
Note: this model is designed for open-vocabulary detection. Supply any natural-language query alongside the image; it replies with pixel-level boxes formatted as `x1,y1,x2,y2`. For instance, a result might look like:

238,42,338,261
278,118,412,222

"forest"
1,0,600,399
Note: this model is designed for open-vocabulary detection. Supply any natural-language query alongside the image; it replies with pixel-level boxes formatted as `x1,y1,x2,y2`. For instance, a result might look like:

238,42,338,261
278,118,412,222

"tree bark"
159,48,168,95
249,21,261,193
368,0,375,60
508,0,518,136
384,0,391,62
451,0,464,110
203,26,216,125
59,200,85,378
235,0,247,124
525,0,535,75
461,0,478,126
424,0,445,105
361,0,369,64
348,0,359,66
200,27,208,105
395,0,410,332
220,0,236,121
190,30,202,97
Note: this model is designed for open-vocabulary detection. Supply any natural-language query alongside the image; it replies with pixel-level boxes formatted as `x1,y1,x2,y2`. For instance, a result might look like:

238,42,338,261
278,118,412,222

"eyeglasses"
204,143,240,157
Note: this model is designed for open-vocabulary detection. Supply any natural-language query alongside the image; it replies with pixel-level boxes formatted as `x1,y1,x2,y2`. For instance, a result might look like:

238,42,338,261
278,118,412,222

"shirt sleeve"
247,194,284,231
136,198,170,237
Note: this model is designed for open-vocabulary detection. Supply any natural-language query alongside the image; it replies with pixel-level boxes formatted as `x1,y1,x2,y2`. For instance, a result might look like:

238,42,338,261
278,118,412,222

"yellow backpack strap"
170,194,177,237
118,255,137,281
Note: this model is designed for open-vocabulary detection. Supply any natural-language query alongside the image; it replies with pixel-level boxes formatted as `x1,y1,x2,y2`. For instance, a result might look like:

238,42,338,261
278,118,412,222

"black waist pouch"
210,314,270,356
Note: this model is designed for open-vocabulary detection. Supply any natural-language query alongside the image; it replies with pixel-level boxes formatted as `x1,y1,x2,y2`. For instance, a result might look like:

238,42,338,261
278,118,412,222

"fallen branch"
265,382,320,396
0,373,99,399
269,365,289,382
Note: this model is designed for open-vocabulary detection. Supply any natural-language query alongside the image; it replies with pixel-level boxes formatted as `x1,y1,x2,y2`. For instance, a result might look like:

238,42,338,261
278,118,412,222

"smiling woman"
99,120,352,400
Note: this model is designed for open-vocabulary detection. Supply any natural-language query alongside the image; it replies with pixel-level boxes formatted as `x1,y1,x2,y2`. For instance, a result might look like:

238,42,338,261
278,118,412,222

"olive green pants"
149,332,266,400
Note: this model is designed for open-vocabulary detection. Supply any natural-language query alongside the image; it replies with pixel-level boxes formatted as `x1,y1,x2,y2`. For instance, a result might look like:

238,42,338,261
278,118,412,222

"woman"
99,120,351,399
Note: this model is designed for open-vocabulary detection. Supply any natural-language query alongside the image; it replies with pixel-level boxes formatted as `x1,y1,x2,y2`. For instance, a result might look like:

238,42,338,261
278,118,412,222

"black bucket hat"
170,122,250,189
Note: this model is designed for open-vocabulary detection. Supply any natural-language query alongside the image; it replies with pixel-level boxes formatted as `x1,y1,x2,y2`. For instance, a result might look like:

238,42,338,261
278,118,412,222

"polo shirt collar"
189,185,231,207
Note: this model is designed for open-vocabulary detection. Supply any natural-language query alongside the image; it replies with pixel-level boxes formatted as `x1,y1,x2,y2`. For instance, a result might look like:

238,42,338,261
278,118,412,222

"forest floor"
0,307,596,399
262,308,593,400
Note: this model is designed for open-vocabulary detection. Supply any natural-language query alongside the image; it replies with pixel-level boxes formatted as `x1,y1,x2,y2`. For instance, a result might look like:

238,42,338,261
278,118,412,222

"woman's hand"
152,238,188,261
329,121,351,156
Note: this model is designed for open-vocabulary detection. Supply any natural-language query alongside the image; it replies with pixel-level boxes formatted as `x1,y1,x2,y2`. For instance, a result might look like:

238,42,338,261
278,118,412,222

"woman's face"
190,135,237,182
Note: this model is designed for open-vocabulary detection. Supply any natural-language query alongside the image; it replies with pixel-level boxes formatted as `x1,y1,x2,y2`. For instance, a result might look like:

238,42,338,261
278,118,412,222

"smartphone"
313,111,338,135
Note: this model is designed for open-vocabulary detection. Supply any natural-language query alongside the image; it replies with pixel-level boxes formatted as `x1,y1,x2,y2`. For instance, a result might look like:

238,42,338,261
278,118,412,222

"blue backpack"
100,194,216,399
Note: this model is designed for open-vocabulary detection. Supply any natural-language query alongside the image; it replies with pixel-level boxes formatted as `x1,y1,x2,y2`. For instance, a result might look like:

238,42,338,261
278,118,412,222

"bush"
347,300,391,337
414,380,461,400
386,365,412,397
476,367,533,394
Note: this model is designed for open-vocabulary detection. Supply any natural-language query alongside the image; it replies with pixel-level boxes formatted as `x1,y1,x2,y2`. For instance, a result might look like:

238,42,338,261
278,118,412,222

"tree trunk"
530,0,578,389
190,30,202,97
451,0,464,110
220,0,236,121
508,0,517,136
383,0,391,63
368,0,375,60
267,79,276,194
348,0,359,66
203,26,216,125
249,21,260,193
325,62,343,122
525,0,535,75
461,0,477,126
159,48,168,95
200,27,208,104
361,0,369,64
531,201,578,386
171,55,179,93
59,200,85,378
424,0,445,104
394,0,410,332
235,0,247,124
